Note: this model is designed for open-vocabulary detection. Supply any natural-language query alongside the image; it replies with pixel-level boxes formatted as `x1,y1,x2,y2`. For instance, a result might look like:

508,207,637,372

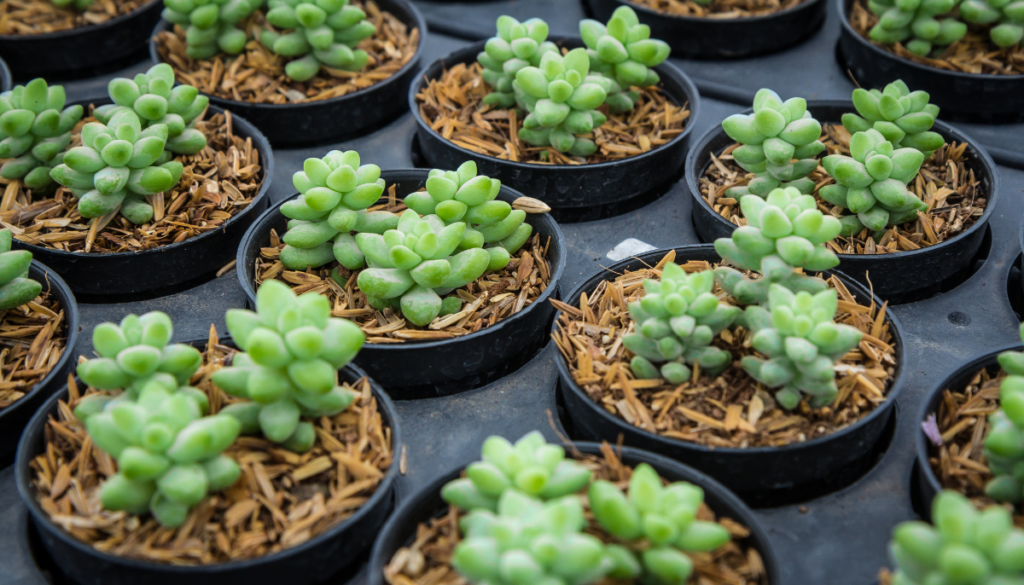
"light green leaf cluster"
622,263,740,384
889,490,1024,585
477,17,558,109
842,81,945,157
819,127,926,233
868,0,966,56
51,0,95,10
962,0,1024,47
721,89,824,198
162,0,262,59
983,321,1024,504
260,0,376,82
0,79,83,192
210,279,365,451
0,229,42,310
713,187,840,305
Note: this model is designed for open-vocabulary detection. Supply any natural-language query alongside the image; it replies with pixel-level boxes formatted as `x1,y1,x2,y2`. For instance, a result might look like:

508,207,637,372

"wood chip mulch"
1,107,263,254
701,123,985,256
0,284,68,410
552,250,897,448
155,2,419,104
384,442,768,585
415,61,690,166
30,325,394,565
0,0,152,35
849,0,1024,75
629,0,806,18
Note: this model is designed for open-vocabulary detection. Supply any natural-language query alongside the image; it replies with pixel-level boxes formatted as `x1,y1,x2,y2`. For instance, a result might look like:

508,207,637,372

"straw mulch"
154,2,418,104
29,325,394,564
630,0,806,18
849,0,1024,74
0,285,68,410
415,62,690,165
552,250,897,448
2,108,263,254
0,0,152,35
385,442,768,585
702,123,985,256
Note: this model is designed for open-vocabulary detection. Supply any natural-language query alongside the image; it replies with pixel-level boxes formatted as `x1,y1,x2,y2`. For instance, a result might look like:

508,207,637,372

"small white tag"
606,238,657,262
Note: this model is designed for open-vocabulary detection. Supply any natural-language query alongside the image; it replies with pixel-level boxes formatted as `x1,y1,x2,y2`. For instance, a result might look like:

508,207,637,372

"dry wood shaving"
552,250,897,448
155,2,418,104
0,283,68,409
701,123,985,256
630,0,806,18
415,61,690,165
29,325,394,565
0,0,152,35
384,442,767,585
1,107,263,254
849,0,1024,75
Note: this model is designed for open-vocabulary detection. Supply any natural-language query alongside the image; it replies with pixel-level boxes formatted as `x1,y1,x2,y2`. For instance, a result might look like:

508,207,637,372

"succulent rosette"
867,0,966,56
260,0,377,81
982,322,1024,504
0,229,42,310
162,0,262,59
0,78,83,191
477,16,558,108
841,81,945,157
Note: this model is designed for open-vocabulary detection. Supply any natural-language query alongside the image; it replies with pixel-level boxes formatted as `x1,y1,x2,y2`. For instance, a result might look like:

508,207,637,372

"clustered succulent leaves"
476,17,557,109
983,322,1024,504
888,490,1024,584
842,81,945,157
260,0,377,81
867,0,966,56
0,79,83,192
580,6,670,113
721,89,824,198
162,0,262,59
0,229,42,310
962,0,1024,47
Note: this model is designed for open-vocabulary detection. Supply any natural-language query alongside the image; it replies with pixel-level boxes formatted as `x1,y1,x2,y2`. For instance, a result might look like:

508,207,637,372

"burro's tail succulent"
50,109,183,225
0,229,42,310
713,187,841,305
721,89,824,198
961,0,1024,48
0,79,84,191
441,431,593,511
279,150,396,271
210,280,366,452
740,284,862,410
888,490,1024,585
260,0,377,82
162,0,261,59
867,0,966,56
513,48,608,157
983,321,1024,504
477,16,557,108
622,263,740,384
841,81,944,157
819,127,926,233
589,463,731,585
579,5,670,113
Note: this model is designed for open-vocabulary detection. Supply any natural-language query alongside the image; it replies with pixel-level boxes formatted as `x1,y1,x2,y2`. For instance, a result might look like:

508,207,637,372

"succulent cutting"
841,80,945,157
477,16,557,108
0,78,83,191
260,0,377,81
162,0,262,59
960,0,1024,47
866,0,966,56
0,229,42,310
983,321,1024,504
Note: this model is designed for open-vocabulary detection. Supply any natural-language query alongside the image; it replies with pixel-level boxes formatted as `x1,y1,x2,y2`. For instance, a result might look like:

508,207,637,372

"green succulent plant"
0,229,42,310
279,150,396,271
477,17,558,109
513,48,608,157
50,0,95,10
819,127,926,234
589,463,731,585
841,81,945,157
867,0,966,56
441,432,593,511
0,79,83,192
49,109,183,225
622,263,740,385
961,0,1024,47
94,64,209,156
579,5,670,113
982,322,1024,504
162,0,262,59
260,0,377,82
721,89,824,198
888,490,1024,585
209,279,366,452
713,187,841,305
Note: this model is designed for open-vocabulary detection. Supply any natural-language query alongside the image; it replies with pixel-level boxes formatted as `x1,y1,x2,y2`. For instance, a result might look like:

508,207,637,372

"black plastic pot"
237,169,567,399
15,359,401,585
0,261,79,467
554,244,906,507
11,97,274,301
686,100,998,305
0,0,162,80
0,55,11,91
409,38,700,216
149,0,426,148
585,0,826,58
837,0,1024,123
367,441,782,585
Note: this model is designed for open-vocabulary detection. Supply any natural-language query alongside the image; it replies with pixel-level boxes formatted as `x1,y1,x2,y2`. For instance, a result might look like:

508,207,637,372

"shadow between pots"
1007,253,1024,320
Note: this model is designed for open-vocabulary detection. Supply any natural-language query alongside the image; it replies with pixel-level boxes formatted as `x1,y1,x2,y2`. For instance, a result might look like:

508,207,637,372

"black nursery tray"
3,6,1024,585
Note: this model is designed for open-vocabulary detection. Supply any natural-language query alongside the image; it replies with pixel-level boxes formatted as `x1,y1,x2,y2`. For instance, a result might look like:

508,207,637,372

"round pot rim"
0,0,161,41
608,0,825,24
237,168,567,353
407,37,702,173
0,56,11,91
147,0,427,113
14,96,274,261
685,98,1000,263
552,242,907,456
14,359,403,574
